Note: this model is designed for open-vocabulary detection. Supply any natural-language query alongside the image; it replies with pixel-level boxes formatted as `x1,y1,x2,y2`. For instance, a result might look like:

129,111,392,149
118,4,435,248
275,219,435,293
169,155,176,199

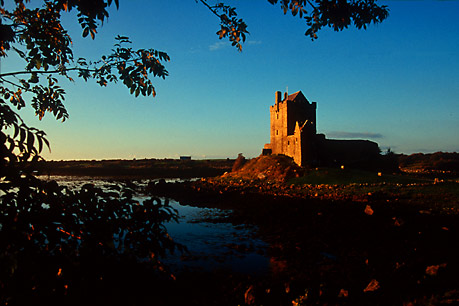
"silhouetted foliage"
0,176,182,304
0,1,180,303
267,0,388,39
0,0,171,173
197,0,388,47
376,148,400,172
197,0,249,52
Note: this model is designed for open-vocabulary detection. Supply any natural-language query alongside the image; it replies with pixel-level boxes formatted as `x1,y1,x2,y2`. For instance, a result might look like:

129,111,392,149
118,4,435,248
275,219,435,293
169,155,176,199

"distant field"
34,158,234,178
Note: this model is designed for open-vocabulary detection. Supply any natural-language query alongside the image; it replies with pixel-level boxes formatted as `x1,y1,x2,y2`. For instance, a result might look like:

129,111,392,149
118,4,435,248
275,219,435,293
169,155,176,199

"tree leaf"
37,135,43,153
13,123,19,139
19,127,26,144
29,73,39,83
27,131,34,153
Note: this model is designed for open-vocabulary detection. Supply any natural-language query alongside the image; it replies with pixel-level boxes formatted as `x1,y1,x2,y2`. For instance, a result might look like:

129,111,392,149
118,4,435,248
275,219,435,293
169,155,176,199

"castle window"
288,141,290,146
277,113,279,120
276,130,278,135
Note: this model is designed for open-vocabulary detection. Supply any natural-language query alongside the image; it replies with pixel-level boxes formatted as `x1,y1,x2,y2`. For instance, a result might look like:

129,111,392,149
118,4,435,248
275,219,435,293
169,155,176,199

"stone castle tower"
263,90,380,167
263,90,317,166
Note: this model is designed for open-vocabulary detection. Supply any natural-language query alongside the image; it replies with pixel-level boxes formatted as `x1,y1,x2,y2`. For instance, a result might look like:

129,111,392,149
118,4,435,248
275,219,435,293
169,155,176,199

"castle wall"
286,99,316,136
316,138,380,165
269,98,288,155
285,134,299,165
299,124,318,165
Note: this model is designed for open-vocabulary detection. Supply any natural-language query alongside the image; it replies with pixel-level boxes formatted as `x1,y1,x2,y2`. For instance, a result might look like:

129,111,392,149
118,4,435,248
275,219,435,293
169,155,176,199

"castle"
263,90,380,167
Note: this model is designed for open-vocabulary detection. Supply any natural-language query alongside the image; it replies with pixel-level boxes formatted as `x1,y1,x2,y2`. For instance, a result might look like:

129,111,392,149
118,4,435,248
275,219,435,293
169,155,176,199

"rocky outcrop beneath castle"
222,154,303,182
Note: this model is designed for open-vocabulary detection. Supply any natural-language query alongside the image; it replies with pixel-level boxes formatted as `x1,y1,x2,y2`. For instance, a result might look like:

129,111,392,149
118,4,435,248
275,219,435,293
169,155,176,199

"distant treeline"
34,158,235,178
397,152,459,172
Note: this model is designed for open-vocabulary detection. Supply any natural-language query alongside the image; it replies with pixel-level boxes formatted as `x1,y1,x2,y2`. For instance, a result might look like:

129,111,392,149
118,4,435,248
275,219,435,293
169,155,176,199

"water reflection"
164,200,268,273
38,176,269,273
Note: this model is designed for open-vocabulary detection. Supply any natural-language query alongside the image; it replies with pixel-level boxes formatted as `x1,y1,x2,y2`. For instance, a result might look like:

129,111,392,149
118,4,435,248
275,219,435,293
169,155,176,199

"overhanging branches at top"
198,0,389,47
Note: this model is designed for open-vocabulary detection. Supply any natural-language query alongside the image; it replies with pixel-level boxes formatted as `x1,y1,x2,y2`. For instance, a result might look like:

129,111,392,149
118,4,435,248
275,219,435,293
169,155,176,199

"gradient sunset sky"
7,0,459,160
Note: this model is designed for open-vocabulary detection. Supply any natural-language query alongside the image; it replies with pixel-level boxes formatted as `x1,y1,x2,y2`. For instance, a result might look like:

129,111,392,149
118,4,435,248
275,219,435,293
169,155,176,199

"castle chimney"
284,92,288,100
275,91,282,104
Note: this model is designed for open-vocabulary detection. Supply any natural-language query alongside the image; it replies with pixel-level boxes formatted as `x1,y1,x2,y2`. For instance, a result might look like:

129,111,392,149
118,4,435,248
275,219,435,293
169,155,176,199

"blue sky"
7,0,459,160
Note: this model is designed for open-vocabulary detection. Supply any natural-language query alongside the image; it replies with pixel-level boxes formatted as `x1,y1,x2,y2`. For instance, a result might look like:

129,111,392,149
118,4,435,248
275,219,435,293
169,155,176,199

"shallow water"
38,176,269,273
163,200,268,273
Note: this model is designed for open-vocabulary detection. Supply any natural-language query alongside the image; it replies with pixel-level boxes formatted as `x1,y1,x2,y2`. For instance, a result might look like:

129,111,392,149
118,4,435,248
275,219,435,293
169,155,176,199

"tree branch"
197,0,221,18
306,0,316,10
0,77,28,90
0,67,84,78
0,53,162,79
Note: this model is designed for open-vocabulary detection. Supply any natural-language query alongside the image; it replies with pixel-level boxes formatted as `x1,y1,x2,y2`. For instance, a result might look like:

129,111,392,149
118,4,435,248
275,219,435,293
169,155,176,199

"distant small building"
180,156,191,161
263,90,380,167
